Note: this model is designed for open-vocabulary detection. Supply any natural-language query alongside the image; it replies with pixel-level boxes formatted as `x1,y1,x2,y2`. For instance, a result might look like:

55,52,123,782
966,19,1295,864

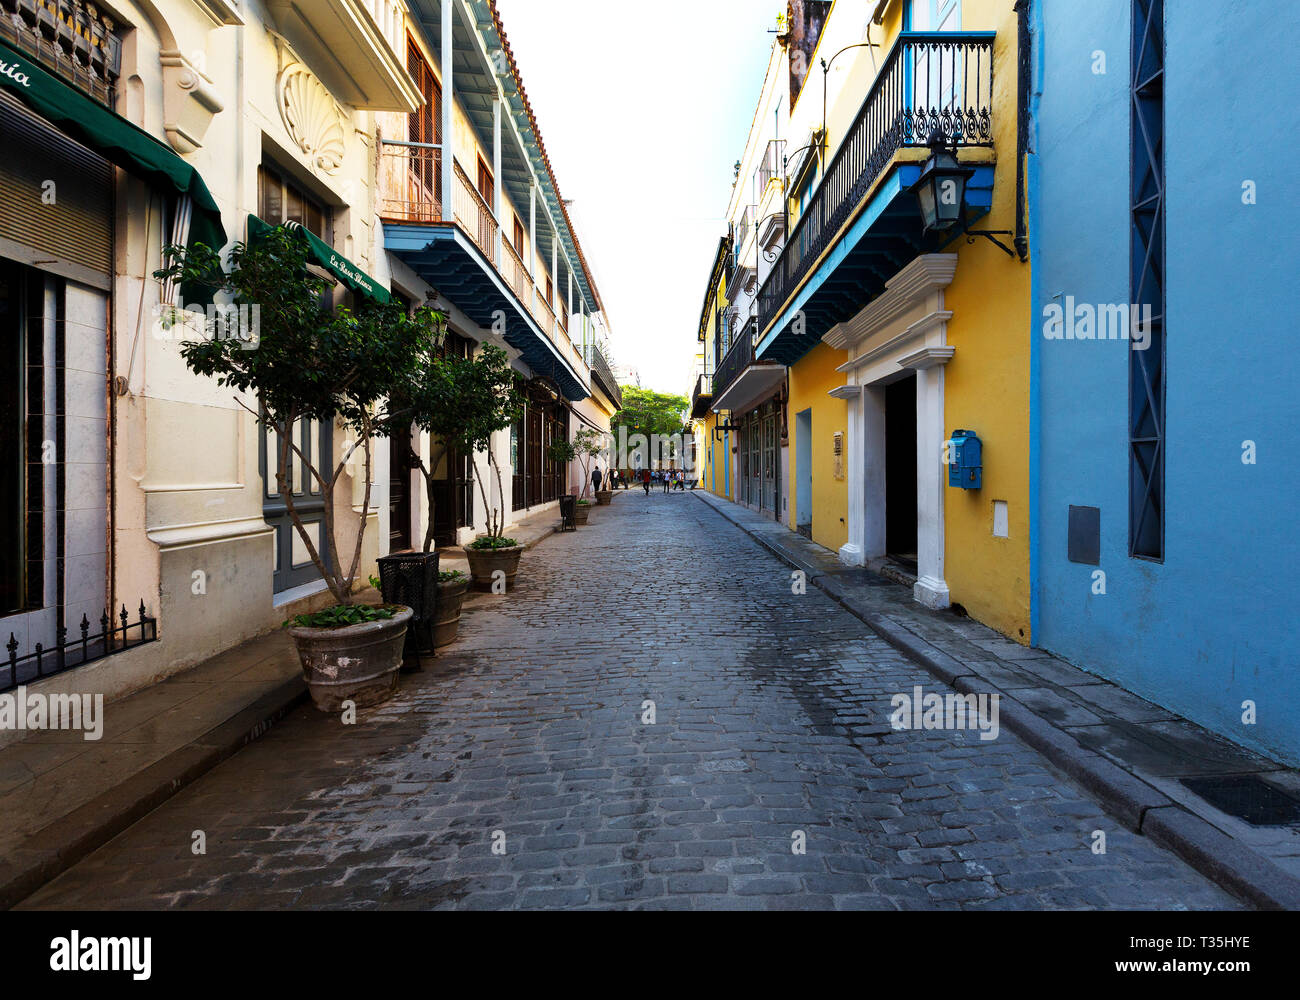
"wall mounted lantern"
911,129,1016,257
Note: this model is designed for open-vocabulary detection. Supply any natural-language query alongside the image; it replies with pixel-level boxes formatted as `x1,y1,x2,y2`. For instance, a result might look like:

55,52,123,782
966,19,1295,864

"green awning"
247,215,391,304
0,36,226,258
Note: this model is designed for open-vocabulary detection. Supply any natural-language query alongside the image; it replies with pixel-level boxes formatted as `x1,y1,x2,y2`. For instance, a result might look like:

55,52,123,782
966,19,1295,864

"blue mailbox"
947,429,982,489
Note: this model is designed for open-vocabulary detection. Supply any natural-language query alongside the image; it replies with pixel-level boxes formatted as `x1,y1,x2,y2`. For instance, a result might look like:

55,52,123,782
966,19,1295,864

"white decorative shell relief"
278,63,347,174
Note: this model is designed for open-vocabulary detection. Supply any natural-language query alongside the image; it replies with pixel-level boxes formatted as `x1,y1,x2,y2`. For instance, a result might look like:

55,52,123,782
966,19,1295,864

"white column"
440,0,454,224
528,185,536,279
913,364,949,609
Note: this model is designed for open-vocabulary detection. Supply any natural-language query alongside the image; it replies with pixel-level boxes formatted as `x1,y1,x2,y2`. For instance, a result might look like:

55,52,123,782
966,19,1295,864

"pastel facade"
0,0,615,724
1031,0,1300,763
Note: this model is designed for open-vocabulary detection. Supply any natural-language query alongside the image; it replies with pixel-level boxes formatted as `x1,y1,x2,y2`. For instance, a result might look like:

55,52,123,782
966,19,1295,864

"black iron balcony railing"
714,316,761,401
585,341,621,409
757,31,995,336
691,372,713,418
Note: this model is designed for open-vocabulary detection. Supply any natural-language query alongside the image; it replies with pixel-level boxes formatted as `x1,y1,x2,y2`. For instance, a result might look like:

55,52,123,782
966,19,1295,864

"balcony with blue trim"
378,0,594,403
756,31,997,366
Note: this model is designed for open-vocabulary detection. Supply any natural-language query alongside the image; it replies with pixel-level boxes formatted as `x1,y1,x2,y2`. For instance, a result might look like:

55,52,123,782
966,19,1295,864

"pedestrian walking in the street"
641,467,651,495
662,469,671,494
592,466,603,494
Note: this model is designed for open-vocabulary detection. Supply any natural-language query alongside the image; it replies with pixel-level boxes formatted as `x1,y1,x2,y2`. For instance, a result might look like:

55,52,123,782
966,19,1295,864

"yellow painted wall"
940,0,1032,643
786,343,848,553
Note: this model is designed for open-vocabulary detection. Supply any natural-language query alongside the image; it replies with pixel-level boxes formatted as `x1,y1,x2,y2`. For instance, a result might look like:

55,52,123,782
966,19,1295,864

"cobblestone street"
21,492,1236,910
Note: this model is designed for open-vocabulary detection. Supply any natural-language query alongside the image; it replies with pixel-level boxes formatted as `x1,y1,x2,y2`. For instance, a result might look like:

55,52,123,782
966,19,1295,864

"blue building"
1030,0,1300,763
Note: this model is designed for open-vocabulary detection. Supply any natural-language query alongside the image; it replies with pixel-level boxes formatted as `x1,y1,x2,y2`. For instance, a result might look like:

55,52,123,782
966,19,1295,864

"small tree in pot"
157,228,430,711
445,345,524,592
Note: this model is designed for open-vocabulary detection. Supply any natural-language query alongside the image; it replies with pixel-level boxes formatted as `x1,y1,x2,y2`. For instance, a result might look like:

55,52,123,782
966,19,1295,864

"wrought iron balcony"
585,341,621,409
756,31,995,337
713,316,759,402
691,373,713,419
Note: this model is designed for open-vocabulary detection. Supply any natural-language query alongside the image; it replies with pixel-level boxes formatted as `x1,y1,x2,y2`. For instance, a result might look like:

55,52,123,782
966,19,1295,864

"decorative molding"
277,61,348,174
188,0,245,27
897,345,956,371
159,51,224,154
823,253,958,350
836,310,953,374
828,384,861,400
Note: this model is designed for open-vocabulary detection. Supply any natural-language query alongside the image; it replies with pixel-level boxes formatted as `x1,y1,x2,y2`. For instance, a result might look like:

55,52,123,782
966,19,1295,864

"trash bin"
376,551,440,669
559,494,577,532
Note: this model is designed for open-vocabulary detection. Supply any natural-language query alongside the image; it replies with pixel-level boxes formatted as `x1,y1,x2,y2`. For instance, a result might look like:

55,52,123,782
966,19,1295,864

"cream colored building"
0,0,614,718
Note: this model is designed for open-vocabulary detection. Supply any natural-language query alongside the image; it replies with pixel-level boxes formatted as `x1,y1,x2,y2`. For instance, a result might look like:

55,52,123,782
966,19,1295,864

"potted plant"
574,498,592,525
433,569,470,647
158,227,429,712
457,345,526,591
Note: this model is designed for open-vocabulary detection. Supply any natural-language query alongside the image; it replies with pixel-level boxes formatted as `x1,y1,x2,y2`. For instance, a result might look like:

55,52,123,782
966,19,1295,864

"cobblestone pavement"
21,491,1237,910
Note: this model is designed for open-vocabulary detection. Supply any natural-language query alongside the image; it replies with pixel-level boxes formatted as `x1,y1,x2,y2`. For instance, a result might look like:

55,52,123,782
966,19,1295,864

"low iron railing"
4,602,158,693
378,139,442,223
757,31,995,336
453,160,498,260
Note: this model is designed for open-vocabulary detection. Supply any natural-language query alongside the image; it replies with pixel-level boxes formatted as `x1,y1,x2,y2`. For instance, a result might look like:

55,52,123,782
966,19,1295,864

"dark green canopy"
247,215,391,304
0,36,226,258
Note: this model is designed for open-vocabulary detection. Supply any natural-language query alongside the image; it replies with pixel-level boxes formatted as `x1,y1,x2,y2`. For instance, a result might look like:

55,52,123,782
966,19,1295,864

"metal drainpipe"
1014,0,1031,262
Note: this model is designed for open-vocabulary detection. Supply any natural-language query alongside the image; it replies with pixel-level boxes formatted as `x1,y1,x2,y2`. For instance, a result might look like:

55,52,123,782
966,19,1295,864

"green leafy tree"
386,341,522,549
610,386,689,469
156,229,430,605
573,427,610,498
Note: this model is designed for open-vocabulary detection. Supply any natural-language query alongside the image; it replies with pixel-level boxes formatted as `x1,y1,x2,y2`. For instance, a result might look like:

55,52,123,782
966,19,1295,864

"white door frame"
824,254,958,609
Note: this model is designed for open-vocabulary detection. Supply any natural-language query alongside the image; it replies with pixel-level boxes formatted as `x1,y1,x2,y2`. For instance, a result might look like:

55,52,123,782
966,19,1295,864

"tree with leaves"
387,340,523,549
156,228,431,605
610,386,690,470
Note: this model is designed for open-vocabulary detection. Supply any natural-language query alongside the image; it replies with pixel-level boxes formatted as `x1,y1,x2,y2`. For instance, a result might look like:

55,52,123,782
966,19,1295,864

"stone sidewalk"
0,501,570,909
691,490,1300,908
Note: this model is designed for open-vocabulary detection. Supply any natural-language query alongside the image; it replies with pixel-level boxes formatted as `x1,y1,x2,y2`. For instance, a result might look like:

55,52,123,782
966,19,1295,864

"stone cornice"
822,253,958,351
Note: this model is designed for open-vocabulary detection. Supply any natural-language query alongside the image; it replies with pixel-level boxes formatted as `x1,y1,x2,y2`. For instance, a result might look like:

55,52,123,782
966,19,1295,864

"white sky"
494,0,778,397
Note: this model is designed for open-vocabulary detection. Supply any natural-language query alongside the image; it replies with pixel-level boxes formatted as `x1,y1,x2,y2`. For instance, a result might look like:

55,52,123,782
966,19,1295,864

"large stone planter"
595,489,613,505
465,544,524,592
574,503,592,525
434,576,471,647
289,606,413,713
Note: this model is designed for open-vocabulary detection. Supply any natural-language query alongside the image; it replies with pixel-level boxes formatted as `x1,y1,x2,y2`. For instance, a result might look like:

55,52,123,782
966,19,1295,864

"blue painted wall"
1032,0,1300,763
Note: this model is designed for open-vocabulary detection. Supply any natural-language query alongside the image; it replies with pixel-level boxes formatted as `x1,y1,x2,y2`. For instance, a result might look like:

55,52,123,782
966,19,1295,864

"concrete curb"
692,491,1300,911
0,675,307,910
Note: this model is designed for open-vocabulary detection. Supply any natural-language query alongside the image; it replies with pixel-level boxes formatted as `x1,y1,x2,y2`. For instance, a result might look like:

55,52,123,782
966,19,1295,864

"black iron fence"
585,342,622,409
757,31,995,335
3,602,158,693
714,317,759,401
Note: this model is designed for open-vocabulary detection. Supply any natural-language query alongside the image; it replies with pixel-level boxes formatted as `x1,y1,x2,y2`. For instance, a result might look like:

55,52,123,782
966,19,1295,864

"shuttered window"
0,92,111,283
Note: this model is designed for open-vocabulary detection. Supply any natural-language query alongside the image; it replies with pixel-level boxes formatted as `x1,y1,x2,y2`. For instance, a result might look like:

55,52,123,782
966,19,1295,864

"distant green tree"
610,387,689,468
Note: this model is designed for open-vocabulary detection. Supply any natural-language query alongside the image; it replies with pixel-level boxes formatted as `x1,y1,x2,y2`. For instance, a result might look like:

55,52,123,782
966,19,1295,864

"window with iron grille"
1129,0,1164,560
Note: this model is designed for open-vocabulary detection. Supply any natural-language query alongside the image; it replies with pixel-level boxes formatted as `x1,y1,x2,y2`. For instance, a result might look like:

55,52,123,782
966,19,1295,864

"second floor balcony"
380,142,590,402
712,315,784,416
755,30,997,366
691,373,713,419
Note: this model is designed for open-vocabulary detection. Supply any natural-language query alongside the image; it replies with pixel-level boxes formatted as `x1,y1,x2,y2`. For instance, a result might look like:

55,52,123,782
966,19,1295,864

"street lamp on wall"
911,129,1017,258
912,131,974,235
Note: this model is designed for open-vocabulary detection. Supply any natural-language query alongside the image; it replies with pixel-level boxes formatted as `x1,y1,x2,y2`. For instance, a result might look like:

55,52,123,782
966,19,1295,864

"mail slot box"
947,429,982,490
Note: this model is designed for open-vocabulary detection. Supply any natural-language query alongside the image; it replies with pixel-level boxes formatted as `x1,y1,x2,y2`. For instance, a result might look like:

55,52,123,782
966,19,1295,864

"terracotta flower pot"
595,489,613,505
434,576,471,647
289,606,413,713
465,544,524,592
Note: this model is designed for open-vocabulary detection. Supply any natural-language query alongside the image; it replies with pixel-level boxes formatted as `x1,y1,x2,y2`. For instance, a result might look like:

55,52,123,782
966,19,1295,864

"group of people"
640,468,688,495
590,466,692,496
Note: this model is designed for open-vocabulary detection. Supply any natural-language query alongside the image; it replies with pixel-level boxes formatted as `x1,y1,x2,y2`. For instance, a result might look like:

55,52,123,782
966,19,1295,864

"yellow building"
713,0,1032,642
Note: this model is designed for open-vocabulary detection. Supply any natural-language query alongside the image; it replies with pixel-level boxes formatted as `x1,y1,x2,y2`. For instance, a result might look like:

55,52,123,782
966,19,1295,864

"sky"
494,0,778,397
